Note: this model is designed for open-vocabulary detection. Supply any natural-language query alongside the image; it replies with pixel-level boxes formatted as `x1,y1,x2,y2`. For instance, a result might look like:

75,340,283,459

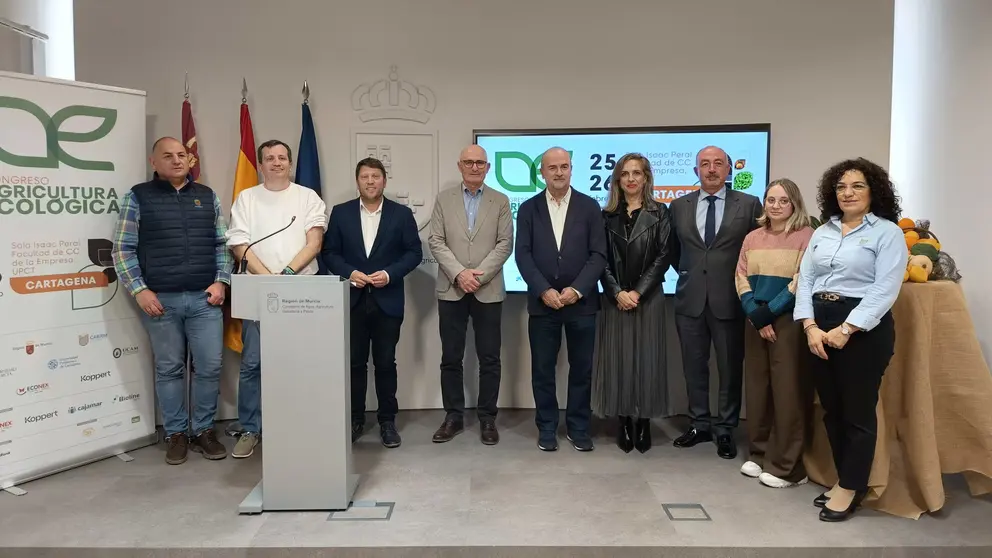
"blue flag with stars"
295,102,326,273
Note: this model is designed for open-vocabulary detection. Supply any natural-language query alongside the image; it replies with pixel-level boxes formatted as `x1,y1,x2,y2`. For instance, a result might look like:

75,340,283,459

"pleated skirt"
591,292,668,418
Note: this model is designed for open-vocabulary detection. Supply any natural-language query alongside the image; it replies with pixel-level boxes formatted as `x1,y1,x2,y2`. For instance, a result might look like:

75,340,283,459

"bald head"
457,144,490,190
541,147,571,168
149,136,189,185
695,145,730,194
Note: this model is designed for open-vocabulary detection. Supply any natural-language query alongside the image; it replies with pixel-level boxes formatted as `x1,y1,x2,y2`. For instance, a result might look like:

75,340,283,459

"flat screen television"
473,124,771,294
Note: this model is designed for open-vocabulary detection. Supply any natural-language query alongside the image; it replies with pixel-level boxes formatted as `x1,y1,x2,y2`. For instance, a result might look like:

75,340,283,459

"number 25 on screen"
589,153,615,191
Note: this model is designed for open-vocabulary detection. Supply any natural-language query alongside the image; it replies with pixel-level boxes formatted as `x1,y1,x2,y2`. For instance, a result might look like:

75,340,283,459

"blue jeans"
238,320,261,433
139,290,223,436
528,312,597,434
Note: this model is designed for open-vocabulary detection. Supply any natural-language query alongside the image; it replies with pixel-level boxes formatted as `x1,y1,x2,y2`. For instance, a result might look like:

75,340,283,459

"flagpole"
183,70,194,437
302,79,309,105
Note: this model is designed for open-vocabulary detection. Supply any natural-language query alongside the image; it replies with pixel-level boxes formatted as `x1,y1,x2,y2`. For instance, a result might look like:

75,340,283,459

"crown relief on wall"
351,65,436,124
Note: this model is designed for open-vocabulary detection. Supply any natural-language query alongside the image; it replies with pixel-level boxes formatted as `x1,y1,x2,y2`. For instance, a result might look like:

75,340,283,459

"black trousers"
350,290,403,425
438,296,503,422
809,297,895,492
528,312,597,434
675,305,745,436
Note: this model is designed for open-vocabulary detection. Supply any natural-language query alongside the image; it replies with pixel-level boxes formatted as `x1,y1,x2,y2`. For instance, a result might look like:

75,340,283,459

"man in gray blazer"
670,145,762,459
428,144,514,445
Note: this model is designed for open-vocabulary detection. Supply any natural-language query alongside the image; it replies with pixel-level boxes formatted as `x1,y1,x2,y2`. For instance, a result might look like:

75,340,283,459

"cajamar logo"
0,96,117,171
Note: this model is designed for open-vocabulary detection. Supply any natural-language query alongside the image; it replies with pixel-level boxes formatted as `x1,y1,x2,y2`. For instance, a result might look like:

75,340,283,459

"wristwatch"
841,324,851,335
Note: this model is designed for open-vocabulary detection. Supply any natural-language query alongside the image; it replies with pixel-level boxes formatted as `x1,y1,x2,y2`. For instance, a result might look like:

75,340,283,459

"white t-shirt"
226,182,328,275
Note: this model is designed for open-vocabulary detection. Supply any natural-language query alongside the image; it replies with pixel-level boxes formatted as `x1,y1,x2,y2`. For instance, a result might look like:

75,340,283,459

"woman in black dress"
592,153,674,453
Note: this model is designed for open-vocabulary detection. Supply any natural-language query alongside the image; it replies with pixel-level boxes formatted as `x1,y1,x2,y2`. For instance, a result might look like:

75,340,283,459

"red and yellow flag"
224,101,258,354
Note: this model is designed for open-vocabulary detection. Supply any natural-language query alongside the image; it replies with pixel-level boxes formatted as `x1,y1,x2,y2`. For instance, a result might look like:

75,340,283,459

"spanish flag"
224,101,258,353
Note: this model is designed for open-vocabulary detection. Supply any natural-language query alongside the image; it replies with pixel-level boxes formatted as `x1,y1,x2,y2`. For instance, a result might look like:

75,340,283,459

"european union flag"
296,102,326,273
296,103,321,196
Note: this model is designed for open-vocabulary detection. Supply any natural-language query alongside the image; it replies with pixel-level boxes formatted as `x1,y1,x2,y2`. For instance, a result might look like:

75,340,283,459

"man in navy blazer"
322,157,423,448
515,147,607,452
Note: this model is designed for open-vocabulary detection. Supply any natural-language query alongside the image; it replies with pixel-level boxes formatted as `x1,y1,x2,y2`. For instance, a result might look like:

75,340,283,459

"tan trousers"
744,313,812,482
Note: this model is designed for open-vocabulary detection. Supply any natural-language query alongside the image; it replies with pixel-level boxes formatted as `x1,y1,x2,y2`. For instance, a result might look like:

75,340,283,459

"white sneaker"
759,472,808,488
740,461,763,478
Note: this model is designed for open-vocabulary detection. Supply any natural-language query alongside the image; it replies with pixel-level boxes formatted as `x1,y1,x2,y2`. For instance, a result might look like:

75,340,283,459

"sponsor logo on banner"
0,420,13,432
112,346,138,359
17,382,50,396
0,366,15,378
0,440,10,459
78,332,108,346
68,401,102,414
113,393,140,403
0,407,12,415
80,371,111,383
47,356,81,370
24,410,58,423
267,292,279,313
13,340,52,355
82,427,95,437
102,421,122,430
131,415,141,424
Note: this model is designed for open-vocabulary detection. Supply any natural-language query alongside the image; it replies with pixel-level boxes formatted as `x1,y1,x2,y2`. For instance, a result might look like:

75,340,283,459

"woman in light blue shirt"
794,158,905,522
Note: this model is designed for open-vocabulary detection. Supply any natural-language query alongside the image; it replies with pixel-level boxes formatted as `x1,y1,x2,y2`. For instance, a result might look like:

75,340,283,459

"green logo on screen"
0,96,117,171
493,150,572,193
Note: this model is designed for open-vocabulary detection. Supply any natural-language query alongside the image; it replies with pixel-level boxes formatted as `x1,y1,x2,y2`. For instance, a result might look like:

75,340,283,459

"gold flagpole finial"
302,80,310,105
242,77,248,103
184,71,189,100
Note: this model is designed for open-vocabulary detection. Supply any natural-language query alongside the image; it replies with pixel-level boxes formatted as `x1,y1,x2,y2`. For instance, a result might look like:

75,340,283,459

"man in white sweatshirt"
225,139,328,458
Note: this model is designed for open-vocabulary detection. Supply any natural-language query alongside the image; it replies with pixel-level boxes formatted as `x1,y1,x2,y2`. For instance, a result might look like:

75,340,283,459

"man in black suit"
515,147,607,452
322,157,423,448
669,146,762,459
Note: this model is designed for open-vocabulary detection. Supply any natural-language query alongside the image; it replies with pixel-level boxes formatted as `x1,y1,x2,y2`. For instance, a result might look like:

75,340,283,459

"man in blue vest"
112,137,233,465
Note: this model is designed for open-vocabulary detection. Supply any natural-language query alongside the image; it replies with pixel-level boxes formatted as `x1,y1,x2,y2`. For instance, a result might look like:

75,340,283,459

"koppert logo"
0,96,117,171
493,150,572,193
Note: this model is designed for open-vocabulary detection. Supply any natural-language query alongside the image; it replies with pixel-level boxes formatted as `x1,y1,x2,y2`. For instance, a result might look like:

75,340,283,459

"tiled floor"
1,410,990,557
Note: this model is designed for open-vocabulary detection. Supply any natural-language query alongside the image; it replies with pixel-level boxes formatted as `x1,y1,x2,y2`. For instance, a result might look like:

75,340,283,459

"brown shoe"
165,433,189,465
432,418,464,443
480,420,499,445
191,429,227,460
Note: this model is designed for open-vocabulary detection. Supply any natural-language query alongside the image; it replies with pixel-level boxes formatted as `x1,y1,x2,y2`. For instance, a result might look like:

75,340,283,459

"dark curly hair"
816,158,902,223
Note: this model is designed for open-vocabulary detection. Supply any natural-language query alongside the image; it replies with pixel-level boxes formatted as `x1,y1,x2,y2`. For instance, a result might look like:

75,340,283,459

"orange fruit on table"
904,231,920,250
898,218,916,231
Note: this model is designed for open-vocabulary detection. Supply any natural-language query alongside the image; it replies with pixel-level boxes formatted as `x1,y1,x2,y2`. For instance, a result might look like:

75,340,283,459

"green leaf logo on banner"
0,96,118,171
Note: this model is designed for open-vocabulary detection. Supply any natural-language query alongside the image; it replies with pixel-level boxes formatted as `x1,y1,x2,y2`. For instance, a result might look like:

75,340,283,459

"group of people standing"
112,136,905,524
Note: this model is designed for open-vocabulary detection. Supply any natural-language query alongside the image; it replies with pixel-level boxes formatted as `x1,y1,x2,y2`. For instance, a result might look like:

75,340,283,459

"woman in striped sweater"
734,179,814,488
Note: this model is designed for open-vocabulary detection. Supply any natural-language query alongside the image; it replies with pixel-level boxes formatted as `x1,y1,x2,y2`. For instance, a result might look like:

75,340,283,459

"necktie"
704,195,718,247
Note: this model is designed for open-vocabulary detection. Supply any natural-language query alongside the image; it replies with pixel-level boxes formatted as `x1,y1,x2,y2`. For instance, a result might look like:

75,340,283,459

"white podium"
231,274,359,513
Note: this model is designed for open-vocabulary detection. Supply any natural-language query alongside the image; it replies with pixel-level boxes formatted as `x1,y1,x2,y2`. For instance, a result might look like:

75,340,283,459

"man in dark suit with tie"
322,157,423,448
515,147,608,452
669,146,762,459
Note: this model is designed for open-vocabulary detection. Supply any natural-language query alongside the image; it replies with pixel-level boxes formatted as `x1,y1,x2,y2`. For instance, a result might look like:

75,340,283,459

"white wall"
890,0,992,362
73,0,896,418
0,0,75,79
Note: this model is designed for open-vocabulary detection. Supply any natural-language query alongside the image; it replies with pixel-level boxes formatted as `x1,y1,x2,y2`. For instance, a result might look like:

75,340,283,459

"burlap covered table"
804,281,992,519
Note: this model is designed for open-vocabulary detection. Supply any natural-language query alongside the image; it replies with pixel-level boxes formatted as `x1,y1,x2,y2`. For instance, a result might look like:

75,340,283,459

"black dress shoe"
380,422,401,448
480,420,499,445
634,418,652,453
351,422,364,443
813,492,829,508
819,491,866,522
673,428,713,448
716,434,737,459
617,417,634,453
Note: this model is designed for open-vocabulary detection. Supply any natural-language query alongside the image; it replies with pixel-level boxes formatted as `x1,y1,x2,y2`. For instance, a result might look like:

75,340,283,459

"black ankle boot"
634,418,652,453
617,416,634,453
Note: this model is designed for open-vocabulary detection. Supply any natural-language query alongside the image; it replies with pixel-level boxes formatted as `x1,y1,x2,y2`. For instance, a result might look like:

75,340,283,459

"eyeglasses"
460,160,488,168
835,183,868,193
765,198,792,207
